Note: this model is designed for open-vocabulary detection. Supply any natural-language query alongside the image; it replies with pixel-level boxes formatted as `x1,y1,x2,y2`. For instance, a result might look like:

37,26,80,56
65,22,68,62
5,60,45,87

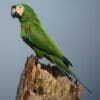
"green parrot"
11,3,92,94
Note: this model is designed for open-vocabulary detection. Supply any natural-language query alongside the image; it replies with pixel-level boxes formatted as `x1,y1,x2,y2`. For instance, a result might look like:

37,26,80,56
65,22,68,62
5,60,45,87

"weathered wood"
16,55,82,100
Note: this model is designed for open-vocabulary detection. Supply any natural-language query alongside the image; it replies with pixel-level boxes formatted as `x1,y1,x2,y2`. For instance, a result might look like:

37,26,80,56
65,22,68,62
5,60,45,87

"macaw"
11,3,92,94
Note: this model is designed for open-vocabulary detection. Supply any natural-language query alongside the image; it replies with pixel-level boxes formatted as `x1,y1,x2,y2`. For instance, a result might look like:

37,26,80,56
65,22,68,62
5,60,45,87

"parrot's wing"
26,22,73,67
27,22,63,58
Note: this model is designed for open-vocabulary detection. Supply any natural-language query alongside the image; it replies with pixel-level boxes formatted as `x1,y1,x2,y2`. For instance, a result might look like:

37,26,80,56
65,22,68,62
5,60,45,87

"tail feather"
63,70,92,94
47,55,92,94
57,64,92,94
77,79,92,94
69,71,92,94
62,56,73,67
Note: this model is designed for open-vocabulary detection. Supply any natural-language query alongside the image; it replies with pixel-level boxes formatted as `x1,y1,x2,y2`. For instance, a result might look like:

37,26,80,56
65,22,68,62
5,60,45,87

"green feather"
12,3,92,94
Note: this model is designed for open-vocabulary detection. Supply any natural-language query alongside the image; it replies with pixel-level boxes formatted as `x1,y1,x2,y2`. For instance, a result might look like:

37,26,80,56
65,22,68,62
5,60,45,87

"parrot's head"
11,3,38,22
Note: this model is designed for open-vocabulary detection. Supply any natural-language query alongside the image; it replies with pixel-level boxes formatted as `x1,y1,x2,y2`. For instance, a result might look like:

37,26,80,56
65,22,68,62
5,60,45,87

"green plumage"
20,4,74,77
11,3,92,94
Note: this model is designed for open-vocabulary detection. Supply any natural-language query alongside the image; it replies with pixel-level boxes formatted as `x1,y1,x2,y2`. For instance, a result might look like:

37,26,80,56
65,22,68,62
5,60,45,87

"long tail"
64,69,92,94
77,79,92,94
61,56,92,93
47,55,92,94
59,66,92,94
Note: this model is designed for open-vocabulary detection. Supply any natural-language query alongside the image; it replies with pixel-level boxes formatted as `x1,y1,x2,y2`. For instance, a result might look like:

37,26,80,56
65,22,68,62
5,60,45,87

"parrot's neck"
20,19,40,27
19,13,41,24
19,18,33,23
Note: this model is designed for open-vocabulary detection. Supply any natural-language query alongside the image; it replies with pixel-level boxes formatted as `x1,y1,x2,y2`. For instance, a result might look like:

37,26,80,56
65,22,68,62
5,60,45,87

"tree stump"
16,55,82,100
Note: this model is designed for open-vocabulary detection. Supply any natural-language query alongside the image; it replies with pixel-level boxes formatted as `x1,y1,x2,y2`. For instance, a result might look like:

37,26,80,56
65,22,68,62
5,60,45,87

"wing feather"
26,22,63,58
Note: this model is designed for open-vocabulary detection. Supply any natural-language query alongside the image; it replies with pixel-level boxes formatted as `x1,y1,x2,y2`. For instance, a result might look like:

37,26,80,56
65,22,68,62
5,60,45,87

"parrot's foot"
75,80,78,84
34,56,39,65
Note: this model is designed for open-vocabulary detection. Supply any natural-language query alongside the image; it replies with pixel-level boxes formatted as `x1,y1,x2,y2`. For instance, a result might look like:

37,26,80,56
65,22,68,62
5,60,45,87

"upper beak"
11,5,16,18
11,5,21,19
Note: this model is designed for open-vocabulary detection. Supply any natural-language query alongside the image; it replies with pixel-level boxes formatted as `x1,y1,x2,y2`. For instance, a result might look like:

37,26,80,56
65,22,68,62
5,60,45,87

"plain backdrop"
0,0,99,100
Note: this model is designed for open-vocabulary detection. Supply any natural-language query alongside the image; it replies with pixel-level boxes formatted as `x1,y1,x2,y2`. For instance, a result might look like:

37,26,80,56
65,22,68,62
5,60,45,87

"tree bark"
16,55,82,100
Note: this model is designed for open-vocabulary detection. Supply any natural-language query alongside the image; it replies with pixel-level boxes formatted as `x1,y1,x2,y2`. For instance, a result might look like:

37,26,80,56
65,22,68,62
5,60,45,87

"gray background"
0,0,99,100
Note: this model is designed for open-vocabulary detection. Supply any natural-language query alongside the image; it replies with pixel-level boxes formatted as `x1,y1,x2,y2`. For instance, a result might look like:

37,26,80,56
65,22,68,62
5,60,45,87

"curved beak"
11,6,16,18
11,5,21,19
